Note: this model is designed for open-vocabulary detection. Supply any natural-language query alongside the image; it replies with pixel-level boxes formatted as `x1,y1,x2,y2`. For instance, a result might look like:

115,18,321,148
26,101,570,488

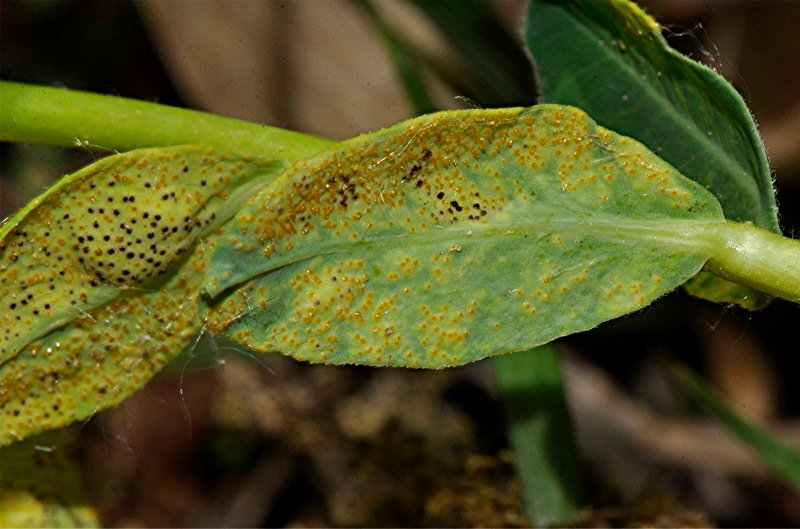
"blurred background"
1,0,799,526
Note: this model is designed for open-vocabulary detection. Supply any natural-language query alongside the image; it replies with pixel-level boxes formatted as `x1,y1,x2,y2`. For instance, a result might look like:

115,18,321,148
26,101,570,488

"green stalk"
703,221,800,303
572,217,800,304
493,346,584,526
0,81,334,160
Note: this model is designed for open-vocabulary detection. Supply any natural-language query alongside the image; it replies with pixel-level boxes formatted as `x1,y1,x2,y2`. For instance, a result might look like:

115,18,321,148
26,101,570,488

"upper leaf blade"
204,105,725,368
524,0,778,232
524,0,779,309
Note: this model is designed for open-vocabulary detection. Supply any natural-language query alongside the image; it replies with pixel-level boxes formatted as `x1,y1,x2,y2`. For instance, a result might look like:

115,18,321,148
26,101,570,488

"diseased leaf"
0,242,210,446
369,16,584,524
0,432,98,528
0,146,279,446
204,105,725,368
0,145,279,362
524,0,778,308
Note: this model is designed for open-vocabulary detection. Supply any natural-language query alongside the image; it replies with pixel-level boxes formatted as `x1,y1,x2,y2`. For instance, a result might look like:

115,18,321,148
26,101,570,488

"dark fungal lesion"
402,149,433,185
330,173,359,210
423,178,489,225
66,165,220,288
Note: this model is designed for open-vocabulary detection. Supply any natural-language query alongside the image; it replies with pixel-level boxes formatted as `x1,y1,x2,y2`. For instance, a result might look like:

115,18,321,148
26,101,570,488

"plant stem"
0,81,334,160
493,345,584,526
703,221,800,303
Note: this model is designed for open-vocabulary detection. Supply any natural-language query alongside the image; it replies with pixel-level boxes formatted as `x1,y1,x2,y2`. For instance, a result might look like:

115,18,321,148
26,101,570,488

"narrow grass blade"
493,346,583,526
671,364,800,494
407,0,536,106
358,1,437,115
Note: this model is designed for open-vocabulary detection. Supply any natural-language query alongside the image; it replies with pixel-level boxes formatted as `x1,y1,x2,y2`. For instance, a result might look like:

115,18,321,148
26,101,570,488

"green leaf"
0,432,98,528
524,0,778,308
204,105,725,368
683,270,771,311
493,346,583,526
0,146,279,446
671,364,800,494
525,0,777,230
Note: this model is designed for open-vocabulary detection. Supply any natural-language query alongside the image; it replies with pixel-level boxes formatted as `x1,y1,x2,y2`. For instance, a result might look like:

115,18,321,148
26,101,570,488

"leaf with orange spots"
0,242,212,446
0,432,98,528
525,0,777,310
0,145,279,363
0,146,280,446
203,105,726,368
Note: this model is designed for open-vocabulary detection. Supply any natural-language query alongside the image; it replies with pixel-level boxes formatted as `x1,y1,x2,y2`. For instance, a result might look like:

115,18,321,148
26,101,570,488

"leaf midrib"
210,213,720,297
